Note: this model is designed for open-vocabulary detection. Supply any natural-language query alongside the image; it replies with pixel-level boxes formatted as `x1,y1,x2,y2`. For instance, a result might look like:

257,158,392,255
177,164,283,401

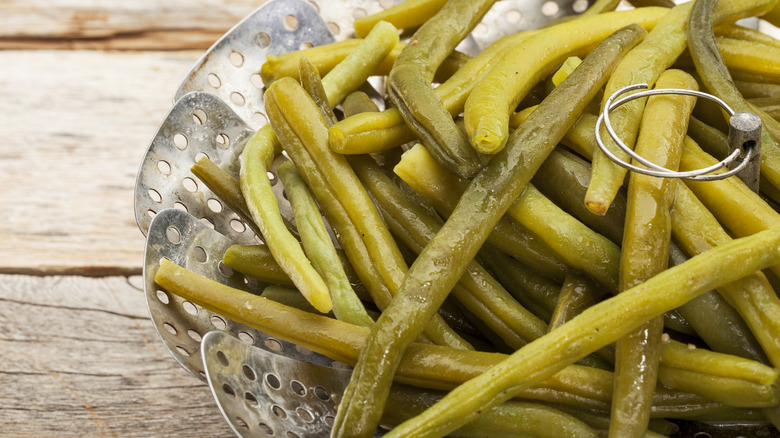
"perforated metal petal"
202,331,375,438
144,208,335,379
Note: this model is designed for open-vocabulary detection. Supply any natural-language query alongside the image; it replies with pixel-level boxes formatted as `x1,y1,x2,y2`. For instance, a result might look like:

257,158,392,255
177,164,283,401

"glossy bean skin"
331,25,648,438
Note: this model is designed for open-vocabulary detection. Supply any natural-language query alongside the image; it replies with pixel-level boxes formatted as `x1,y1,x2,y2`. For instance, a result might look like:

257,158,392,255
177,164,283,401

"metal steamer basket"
133,1,775,437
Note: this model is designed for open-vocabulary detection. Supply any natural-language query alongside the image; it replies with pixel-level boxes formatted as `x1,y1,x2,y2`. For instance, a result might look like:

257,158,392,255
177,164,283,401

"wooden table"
0,1,266,436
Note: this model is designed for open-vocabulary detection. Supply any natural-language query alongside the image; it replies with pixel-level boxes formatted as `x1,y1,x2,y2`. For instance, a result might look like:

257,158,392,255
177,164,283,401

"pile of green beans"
156,1,780,437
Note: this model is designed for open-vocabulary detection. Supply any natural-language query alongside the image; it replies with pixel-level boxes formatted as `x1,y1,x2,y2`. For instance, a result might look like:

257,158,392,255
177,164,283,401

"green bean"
260,285,328,315
277,161,374,328
387,0,495,178
332,25,648,438
261,39,359,86
222,244,294,287
351,154,547,349
297,57,337,126
353,0,447,38
394,144,571,282
155,259,742,416
586,0,777,215
328,28,539,155
626,0,675,7
383,225,780,437
688,0,780,196
735,80,780,98
582,0,622,16
239,125,331,312
609,69,696,438
533,148,626,245
341,90,380,116
397,142,621,293
715,23,780,49
190,156,262,237
686,115,730,160
464,8,666,155
671,179,780,368
749,96,780,121
265,78,468,349
548,273,606,333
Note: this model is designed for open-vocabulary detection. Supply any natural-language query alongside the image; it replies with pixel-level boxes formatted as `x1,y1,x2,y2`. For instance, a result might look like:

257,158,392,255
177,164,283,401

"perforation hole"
474,23,488,36
223,383,237,398
258,423,274,435
194,152,210,163
147,209,157,219
200,217,215,229
295,345,313,356
156,289,170,304
207,73,221,88
229,51,244,67
163,322,177,335
175,346,191,357
271,405,287,419
218,261,233,277
250,73,264,89
216,133,230,150
216,350,230,366
244,392,259,406
166,226,181,244
290,381,306,396
287,432,300,438
572,0,589,13
327,22,340,35
265,373,282,390
193,245,208,263
379,0,393,8
231,92,246,106
265,338,283,352
324,415,335,427
353,7,367,19
244,276,261,290
283,14,299,31
267,171,278,186
252,112,268,126
238,331,255,345
313,386,330,401
242,364,257,381
187,329,202,342
230,219,246,233
148,188,162,203
192,108,208,125
182,300,198,315
235,417,248,429
542,1,560,16
299,42,314,50
173,133,188,150
157,160,172,175
256,32,271,48
207,198,223,213
506,10,522,24
296,408,314,423
173,202,188,212
182,177,198,192
211,315,227,330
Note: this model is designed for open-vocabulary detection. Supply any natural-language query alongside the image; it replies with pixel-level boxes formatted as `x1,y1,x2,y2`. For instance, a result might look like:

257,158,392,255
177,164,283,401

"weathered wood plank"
0,274,232,437
0,50,200,275
0,0,267,51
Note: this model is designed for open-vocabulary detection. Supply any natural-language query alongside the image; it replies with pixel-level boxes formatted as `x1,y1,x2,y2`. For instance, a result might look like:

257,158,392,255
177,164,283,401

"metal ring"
595,83,753,180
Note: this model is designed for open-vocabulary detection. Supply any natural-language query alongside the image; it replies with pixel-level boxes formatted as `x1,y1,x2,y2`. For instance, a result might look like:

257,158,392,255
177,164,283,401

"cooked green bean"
265,77,469,349
394,144,571,282
735,80,780,98
351,154,547,349
353,0,447,38
328,26,540,155
715,23,780,49
548,273,606,333
464,8,666,155
686,115,730,160
586,0,777,215
332,25,647,438
222,244,294,287
297,57,337,126
190,156,262,236
260,285,328,315
671,180,780,368
610,69,696,438
277,161,374,328
688,0,780,196
387,0,495,178
156,259,746,416
383,226,780,437
240,125,331,312
397,143,621,293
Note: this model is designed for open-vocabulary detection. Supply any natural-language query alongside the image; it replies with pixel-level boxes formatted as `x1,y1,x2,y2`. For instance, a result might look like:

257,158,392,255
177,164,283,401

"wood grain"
0,275,231,437
0,0,267,51
0,50,200,276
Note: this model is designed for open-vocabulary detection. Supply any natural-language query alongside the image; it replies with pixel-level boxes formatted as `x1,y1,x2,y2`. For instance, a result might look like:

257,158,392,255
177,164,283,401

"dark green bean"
386,0,495,178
